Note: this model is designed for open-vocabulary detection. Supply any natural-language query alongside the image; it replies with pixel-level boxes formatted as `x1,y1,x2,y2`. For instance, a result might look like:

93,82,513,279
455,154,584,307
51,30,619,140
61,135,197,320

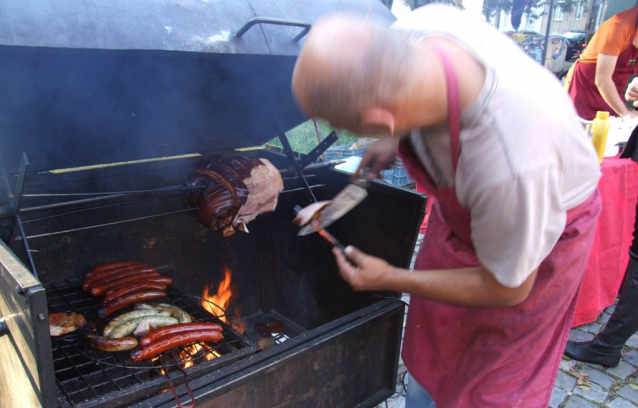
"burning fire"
201,266,245,333
202,267,232,323
179,343,220,369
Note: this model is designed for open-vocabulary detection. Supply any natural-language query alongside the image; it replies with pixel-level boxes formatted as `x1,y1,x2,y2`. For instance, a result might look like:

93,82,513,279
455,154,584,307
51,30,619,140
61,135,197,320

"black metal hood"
0,0,395,173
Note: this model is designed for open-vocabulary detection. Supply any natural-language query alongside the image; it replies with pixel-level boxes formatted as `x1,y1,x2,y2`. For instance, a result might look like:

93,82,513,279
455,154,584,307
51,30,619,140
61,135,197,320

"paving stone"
580,365,614,388
607,397,638,408
563,395,601,408
573,381,608,403
385,395,405,408
605,303,617,315
608,361,637,379
569,330,595,342
580,322,603,334
561,359,578,372
549,387,568,408
556,370,577,391
600,313,612,325
625,350,638,366
618,384,638,404
627,333,638,349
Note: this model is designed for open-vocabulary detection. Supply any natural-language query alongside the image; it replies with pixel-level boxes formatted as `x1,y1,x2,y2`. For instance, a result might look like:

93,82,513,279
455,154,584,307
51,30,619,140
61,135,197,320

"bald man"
293,5,602,408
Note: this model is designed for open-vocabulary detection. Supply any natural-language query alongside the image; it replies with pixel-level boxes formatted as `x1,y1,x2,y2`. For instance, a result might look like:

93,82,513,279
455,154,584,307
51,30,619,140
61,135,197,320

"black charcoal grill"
0,1,426,407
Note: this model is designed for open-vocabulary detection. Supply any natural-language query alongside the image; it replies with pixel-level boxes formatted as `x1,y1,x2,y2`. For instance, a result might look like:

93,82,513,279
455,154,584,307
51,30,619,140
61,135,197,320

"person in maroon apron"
567,7,638,120
292,9,601,407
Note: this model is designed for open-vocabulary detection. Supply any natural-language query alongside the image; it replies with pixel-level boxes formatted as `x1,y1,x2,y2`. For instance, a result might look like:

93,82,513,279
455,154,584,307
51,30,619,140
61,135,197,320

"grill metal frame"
47,280,258,408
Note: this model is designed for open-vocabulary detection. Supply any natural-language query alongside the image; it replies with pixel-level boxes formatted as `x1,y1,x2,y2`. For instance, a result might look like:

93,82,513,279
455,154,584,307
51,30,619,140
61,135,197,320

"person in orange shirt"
566,7,638,120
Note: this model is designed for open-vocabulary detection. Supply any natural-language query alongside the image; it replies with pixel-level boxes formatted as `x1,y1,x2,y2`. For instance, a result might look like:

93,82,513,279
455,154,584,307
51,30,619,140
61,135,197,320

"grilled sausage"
85,266,158,291
98,290,167,318
103,281,171,303
133,303,192,324
84,261,143,279
130,330,224,361
110,315,179,339
85,332,138,351
83,265,142,290
140,322,223,347
103,310,171,337
90,272,161,296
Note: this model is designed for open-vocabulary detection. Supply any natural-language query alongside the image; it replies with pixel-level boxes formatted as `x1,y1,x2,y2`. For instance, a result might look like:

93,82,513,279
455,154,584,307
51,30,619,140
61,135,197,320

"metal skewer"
22,184,328,238
24,208,198,239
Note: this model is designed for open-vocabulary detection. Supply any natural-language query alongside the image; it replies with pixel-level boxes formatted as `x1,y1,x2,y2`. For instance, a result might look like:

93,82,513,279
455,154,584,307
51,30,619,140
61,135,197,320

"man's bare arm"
333,246,537,307
596,54,632,117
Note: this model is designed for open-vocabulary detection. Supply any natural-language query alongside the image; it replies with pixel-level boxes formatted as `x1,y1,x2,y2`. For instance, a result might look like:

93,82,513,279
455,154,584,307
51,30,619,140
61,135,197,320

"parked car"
506,30,545,63
562,31,593,61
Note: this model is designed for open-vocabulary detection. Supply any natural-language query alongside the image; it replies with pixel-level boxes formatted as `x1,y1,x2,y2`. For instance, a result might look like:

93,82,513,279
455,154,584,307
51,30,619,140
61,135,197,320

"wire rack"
46,279,256,408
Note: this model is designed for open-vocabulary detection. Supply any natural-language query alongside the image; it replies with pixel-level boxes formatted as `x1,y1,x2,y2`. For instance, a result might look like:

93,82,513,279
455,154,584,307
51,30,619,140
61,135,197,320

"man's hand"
353,138,399,181
332,245,538,307
332,246,395,291
626,77,638,108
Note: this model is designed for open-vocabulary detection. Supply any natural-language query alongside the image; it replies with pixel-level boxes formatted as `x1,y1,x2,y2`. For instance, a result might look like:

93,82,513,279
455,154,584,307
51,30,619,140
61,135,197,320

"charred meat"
186,155,283,236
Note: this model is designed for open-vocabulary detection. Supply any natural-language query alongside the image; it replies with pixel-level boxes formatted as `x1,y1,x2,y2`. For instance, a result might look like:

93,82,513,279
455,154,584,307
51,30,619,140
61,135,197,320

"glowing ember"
179,343,219,369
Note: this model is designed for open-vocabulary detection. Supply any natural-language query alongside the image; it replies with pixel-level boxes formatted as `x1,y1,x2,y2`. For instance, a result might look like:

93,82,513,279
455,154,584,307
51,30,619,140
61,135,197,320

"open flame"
201,266,245,333
202,267,232,323
179,343,220,369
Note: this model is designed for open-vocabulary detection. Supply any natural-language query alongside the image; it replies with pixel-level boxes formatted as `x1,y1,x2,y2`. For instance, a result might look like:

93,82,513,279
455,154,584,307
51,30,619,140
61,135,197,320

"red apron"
399,47,602,407
568,25,638,120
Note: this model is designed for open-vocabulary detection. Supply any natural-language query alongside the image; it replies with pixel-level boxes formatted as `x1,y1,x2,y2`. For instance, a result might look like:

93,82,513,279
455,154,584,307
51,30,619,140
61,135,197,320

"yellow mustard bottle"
591,111,610,164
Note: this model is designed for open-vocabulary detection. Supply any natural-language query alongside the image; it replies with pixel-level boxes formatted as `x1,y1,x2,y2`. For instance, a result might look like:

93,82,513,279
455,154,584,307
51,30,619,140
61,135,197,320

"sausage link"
103,281,170,303
98,290,167,319
86,266,158,291
110,315,179,339
140,322,223,347
85,332,138,351
90,272,160,296
83,264,154,289
130,330,224,361
103,310,171,337
84,261,143,279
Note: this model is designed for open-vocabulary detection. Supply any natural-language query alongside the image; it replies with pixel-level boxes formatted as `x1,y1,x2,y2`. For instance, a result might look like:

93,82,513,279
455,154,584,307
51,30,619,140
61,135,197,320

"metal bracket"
0,153,38,279
276,121,317,203
235,17,311,42
297,131,338,170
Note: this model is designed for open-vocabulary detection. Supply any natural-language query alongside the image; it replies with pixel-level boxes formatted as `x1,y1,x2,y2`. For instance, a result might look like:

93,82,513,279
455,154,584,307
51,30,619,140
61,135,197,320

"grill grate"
46,279,256,408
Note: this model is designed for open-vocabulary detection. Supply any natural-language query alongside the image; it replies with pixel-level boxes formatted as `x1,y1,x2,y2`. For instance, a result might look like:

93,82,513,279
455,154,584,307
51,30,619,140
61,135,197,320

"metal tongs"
293,172,370,252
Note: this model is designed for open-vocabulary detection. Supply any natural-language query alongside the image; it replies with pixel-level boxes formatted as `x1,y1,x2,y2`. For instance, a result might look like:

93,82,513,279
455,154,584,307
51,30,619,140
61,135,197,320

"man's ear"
360,107,395,136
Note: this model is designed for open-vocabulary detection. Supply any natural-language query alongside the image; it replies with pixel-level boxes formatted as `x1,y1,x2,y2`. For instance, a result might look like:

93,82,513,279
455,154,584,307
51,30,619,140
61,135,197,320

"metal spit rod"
22,184,326,239
1,162,341,219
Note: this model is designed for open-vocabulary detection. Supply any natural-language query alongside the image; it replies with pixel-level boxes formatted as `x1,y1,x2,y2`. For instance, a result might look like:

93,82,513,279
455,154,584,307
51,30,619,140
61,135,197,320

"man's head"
292,14,417,136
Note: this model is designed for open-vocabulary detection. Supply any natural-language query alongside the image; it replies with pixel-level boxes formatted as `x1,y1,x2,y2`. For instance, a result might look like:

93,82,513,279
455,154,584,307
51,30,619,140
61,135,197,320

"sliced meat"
49,312,87,336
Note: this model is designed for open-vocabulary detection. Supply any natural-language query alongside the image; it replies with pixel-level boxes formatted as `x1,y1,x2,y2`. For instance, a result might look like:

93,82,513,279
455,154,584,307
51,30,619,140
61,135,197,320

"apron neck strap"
432,44,462,176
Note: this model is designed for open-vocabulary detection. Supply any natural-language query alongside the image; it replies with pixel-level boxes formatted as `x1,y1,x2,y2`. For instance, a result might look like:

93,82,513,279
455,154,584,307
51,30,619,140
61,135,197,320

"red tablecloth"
572,156,638,327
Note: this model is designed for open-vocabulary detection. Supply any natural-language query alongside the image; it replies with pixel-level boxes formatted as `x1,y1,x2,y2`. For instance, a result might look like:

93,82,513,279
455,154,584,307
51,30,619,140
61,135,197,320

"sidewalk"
379,234,638,408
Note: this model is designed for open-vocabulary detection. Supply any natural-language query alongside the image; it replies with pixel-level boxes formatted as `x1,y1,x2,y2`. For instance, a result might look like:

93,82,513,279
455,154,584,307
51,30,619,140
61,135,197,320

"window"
576,0,584,20
554,1,564,21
